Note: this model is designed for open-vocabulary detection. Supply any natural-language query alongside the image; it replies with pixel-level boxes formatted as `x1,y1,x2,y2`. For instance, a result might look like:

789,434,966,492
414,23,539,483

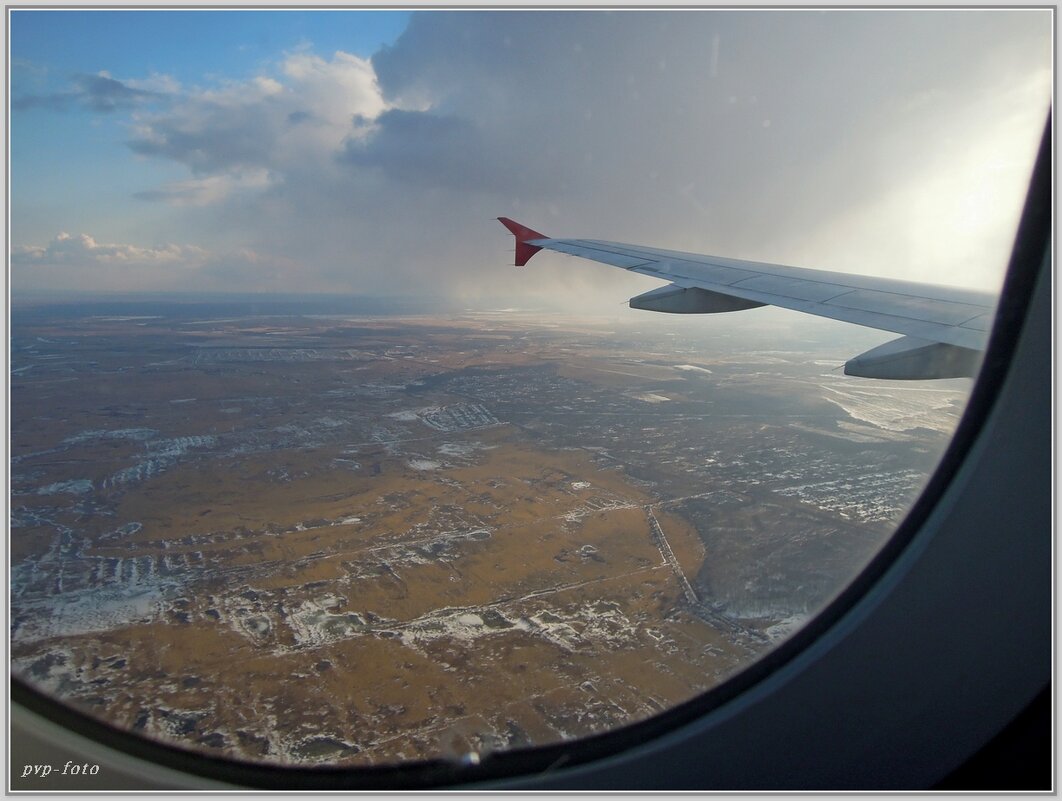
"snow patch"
389,403,499,432
630,392,670,404
436,441,493,459
764,613,810,642
37,479,93,495
674,364,713,374
408,458,442,471
820,384,964,434
64,428,157,444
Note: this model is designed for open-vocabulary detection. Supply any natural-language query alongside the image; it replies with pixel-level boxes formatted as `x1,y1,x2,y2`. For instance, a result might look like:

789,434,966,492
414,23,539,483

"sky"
9,9,1052,312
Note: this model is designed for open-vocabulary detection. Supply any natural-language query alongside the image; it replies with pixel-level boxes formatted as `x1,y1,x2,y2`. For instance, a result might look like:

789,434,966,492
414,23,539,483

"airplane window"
9,7,1051,784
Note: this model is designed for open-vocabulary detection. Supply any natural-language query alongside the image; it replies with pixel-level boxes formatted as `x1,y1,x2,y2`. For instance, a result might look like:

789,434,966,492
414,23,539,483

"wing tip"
497,217,547,266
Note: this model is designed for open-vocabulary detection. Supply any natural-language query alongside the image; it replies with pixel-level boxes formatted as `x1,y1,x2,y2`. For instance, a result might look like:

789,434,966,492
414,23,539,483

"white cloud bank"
13,232,207,266
13,232,300,293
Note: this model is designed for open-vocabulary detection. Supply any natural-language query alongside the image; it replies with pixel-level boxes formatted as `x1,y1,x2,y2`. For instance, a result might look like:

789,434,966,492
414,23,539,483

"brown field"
11,307,953,766
10,310,767,766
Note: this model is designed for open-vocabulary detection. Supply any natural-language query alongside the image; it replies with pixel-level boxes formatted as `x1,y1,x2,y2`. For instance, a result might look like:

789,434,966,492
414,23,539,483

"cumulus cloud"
127,50,386,177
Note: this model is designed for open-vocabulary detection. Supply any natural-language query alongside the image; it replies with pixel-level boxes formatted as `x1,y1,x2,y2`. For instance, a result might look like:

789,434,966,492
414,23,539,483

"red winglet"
497,217,548,267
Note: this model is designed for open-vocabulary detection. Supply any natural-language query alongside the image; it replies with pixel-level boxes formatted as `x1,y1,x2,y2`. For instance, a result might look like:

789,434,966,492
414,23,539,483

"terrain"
9,299,969,766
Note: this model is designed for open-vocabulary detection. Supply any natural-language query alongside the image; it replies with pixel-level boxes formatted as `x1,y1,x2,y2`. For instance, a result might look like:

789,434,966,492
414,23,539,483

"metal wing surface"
497,217,998,379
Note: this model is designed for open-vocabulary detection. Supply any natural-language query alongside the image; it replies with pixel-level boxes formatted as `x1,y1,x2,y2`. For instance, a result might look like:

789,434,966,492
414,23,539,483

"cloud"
12,92,72,112
13,71,163,112
127,50,386,177
340,109,505,191
133,170,274,206
17,11,1052,308
348,10,1050,300
12,231,207,266
12,231,305,294
73,73,162,112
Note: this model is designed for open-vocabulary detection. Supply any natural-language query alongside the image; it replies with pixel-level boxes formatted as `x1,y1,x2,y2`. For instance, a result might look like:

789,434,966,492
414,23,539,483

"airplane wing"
497,217,997,380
